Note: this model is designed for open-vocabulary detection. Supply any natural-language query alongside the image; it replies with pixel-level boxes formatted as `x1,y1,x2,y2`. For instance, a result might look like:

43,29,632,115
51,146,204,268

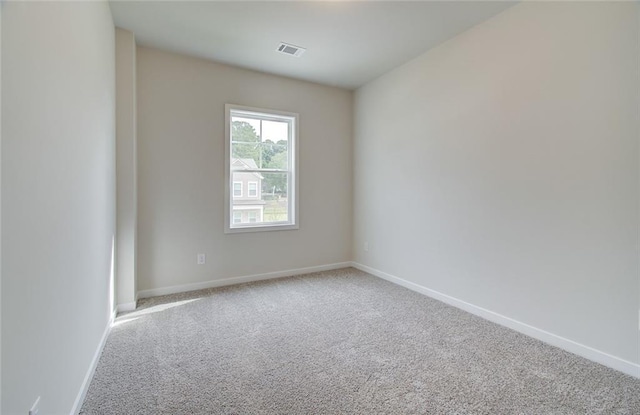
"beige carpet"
80,268,640,414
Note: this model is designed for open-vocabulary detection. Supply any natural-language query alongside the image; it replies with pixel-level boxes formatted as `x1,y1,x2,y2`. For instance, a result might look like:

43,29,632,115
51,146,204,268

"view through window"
225,105,298,232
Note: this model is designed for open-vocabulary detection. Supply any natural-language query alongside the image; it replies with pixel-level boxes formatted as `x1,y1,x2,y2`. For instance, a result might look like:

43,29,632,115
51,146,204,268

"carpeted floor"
80,268,640,414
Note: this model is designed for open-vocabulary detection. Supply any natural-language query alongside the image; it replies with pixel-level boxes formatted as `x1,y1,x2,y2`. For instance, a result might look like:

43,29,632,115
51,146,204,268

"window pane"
231,143,262,169
261,141,288,170
231,117,261,142
231,117,289,171
262,120,288,142
232,143,287,171
231,171,288,226
231,171,265,226
261,172,289,223
233,179,259,201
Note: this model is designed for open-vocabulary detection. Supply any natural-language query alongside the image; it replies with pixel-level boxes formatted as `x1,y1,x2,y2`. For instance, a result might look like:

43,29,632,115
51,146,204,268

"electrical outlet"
364,242,369,252
29,396,40,415
197,253,206,265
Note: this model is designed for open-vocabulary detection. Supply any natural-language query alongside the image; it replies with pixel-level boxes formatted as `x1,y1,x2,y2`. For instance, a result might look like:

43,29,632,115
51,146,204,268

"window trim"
224,103,299,234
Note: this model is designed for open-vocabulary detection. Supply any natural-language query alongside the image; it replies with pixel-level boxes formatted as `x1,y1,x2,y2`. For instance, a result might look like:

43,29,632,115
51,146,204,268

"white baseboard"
116,301,136,313
70,309,115,415
351,262,640,379
137,262,353,299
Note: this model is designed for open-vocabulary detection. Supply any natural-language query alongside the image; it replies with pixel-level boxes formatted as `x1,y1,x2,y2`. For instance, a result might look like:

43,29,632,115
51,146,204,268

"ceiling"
109,1,515,90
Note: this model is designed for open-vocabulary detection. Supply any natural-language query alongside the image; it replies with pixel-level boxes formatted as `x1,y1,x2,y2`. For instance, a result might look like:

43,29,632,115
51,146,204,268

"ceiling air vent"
276,42,306,57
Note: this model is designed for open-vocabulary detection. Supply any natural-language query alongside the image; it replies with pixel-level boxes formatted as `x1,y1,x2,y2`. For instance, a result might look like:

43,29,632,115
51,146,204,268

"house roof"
233,158,259,169
232,158,263,180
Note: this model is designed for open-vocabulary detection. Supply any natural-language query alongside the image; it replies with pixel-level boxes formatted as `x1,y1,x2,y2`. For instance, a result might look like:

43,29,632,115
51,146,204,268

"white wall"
115,28,137,310
1,2,115,414
137,47,352,293
354,2,639,366
0,2,3,410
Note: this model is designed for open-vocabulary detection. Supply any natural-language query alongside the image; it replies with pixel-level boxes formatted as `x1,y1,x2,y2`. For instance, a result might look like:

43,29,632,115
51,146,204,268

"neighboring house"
232,158,265,224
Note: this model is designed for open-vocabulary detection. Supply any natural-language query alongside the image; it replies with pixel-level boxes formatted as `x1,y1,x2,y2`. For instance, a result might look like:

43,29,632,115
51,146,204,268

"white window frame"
233,211,242,224
224,104,299,233
233,181,243,197
248,181,258,198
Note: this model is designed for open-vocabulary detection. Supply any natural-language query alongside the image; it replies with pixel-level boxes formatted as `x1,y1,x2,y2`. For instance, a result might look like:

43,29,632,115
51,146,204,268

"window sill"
224,223,299,234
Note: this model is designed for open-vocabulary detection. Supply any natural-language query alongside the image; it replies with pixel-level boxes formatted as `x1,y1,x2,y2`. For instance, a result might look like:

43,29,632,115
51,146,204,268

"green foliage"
232,120,288,194
231,121,260,164
269,149,288,169
232,120,260,143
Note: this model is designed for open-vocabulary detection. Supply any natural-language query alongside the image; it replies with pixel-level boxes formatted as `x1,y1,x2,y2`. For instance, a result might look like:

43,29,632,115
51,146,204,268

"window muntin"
225,104,298,233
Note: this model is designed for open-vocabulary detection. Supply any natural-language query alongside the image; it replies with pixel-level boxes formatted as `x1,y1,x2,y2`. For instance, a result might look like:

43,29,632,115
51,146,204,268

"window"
233,181,242,197
233,211,242,224
248,181,258,198
225,104,298,233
